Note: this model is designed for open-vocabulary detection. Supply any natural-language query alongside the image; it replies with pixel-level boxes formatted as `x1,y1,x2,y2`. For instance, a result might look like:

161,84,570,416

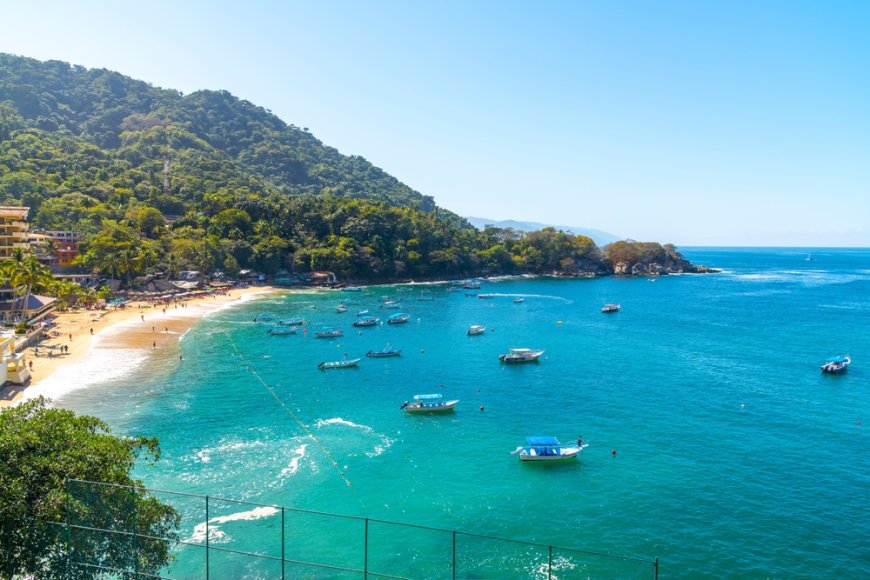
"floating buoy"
480,405,485,411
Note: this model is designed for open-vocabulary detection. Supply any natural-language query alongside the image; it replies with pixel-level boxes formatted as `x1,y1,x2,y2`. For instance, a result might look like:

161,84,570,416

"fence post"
654,556,659,580
452,531,456,580
281,507,285,580
5,517,12,579
548,545,552,580
205,495,210,580
364,518,369,579
132,486,139,577
65,478,73,577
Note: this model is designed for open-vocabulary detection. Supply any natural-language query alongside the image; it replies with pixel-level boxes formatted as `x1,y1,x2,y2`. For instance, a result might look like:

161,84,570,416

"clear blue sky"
3,1,868,246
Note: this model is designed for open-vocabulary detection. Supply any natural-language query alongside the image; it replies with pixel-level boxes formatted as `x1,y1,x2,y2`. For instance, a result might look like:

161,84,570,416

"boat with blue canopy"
387,312,410,325
821,355,850,374
278,317,306,326
513,436,586,462
400,393,459,413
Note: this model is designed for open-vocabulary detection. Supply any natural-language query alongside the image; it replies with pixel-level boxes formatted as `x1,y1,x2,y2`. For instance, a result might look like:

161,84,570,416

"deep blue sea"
59,248,870,578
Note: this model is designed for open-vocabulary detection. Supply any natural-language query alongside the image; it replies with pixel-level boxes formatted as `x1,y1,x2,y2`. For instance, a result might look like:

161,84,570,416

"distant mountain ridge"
465,217,620,247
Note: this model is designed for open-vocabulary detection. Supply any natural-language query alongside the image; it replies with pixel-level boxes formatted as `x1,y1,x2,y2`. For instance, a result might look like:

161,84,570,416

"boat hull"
405,400,458,413
367,350,402,358
318,358,361,370
519,447,580,461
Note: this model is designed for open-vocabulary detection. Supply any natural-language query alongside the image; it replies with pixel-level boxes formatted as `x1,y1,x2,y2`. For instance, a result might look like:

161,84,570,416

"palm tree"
4,256,53,322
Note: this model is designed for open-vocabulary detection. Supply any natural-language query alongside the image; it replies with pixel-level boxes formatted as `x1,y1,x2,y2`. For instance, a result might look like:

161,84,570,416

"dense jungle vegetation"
0,53,698,285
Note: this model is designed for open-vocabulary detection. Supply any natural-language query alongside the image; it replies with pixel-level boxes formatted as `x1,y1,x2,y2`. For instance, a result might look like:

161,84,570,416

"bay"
60,248,870,578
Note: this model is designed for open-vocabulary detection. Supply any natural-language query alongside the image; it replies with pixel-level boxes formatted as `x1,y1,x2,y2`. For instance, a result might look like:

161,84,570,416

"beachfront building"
0,334,30,385
0,206,31,318
30,229,84,268
0,206,58,324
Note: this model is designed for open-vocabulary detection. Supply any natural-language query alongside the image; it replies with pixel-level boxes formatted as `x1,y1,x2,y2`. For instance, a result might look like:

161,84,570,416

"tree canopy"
0,53,701,284
0,397,179,577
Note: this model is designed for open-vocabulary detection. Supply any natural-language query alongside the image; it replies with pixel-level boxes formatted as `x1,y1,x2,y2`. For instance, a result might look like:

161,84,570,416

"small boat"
478,294,494,299
467,325,486,336
601,304,621,313
278,318,306,326
805,253,814,261
336,304,348,313
266,326,297,336
366,345,402,358
499,348,544,364
253,313,276,323
318,358,361,370
463,280,482,290
356,309,370,317
353,316,380,327
315,327,343,338
512,298,525,304
381,300,402,309
821,355,850,374
342,286,364,292
387,313,410,325
401,393,459,413
513,436,586,462
418,291,435,301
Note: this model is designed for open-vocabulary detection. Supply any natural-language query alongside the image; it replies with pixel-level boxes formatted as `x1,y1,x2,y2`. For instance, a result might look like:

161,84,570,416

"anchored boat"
315,327,343,338
499,348,544,364
401,393,459,413
821,355,851,374
387,313,410,325
266,326,297,336
318,358,360,370
467,325,486,336
366,345,402,358
513,436,586,462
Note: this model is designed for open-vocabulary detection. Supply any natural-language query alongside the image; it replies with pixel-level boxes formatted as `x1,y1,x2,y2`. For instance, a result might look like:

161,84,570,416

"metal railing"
1,479,659,579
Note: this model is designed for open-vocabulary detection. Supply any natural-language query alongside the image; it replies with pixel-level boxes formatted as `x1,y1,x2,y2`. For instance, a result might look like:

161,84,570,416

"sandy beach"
0,286,278,408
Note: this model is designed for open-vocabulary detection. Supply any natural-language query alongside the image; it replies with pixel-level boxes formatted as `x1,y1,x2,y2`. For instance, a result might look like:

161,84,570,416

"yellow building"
0,206,57,324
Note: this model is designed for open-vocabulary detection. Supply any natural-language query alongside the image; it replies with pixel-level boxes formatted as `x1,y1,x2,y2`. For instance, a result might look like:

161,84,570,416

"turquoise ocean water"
59,248,869,578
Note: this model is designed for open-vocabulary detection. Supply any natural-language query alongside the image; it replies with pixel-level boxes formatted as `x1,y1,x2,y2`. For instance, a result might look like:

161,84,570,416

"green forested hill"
0,53,438,215
0,53,700,283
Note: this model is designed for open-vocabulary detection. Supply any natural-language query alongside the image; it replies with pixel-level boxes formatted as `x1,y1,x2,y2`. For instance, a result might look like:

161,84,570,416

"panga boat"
478,293,494,299
401,393,459,413
318,358,360,370
314,327,343,338
601,304,621,313
336,304,348,313
513,436,586,462
467,324,486,336
499,348,544,364
366,345,402,358
512,298,525,304
266,326,297,336
353,316,380,327
253,313,276,323
279,317,306,326
821,355,851,374
356,309,370,316
387,313,410,325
